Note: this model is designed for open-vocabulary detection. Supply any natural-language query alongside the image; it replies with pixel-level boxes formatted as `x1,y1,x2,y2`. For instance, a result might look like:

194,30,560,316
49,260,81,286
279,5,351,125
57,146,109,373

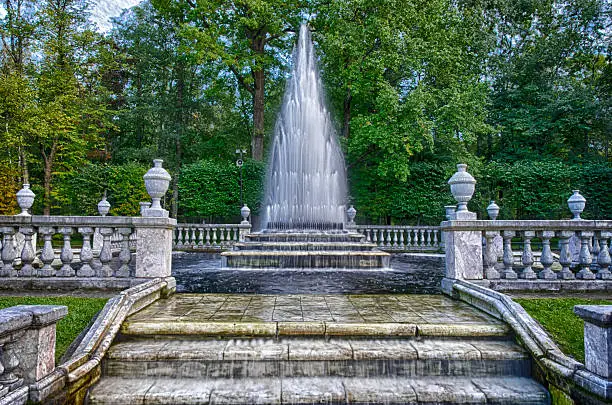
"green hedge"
178,159,265,222
57,163,150,216
351,159,612,224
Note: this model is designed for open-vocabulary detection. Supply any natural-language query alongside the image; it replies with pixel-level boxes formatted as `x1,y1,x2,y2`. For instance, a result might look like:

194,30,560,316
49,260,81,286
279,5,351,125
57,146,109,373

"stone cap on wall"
0,305,68,337
574,305,612,327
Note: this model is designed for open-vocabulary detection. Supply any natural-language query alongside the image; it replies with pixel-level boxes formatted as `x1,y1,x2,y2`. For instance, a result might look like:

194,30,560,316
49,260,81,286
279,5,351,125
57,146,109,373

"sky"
90,0,142,31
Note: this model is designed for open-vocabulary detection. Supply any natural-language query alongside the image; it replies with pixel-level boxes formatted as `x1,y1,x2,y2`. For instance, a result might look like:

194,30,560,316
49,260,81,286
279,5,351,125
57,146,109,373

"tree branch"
229,64,254,95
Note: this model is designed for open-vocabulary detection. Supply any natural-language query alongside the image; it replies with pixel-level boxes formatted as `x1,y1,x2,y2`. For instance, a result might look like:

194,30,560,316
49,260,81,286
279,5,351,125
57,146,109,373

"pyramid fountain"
222,25,390,270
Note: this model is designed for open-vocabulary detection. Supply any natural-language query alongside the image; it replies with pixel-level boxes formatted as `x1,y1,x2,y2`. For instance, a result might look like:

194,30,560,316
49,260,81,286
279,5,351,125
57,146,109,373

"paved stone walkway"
128,294,500,325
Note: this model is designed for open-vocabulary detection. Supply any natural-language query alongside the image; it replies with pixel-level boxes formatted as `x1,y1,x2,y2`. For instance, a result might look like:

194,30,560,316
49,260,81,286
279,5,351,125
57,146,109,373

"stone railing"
442,219,612,290
0,216,175,291
354,225,442,252
173,223,252,251
0,304,67,405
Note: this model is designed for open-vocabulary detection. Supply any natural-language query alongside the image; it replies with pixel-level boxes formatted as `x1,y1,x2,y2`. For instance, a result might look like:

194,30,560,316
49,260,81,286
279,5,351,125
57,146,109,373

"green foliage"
58,163,149,216
516,298,612,363
0,296,107,361
179,159,265,221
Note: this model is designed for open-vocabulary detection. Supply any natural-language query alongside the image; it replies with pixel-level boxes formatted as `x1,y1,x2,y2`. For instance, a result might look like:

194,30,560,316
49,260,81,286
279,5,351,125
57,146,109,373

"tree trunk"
252,67,265,160
42,157,52,215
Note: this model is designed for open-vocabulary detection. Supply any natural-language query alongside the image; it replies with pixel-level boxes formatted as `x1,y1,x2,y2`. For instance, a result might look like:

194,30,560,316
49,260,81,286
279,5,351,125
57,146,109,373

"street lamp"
235,148,247,208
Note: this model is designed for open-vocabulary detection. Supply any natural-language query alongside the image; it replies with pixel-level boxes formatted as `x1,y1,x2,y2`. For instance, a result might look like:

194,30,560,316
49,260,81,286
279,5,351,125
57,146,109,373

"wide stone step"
246,232,365,243
233,241,380,252
120,320,510,338
87,376,550,404
221,250,391,269
103,338,531,379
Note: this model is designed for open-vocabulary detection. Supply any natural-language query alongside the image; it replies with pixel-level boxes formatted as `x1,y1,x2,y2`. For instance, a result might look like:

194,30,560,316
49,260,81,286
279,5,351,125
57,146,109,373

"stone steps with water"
222,232,391,270
88,327,549,404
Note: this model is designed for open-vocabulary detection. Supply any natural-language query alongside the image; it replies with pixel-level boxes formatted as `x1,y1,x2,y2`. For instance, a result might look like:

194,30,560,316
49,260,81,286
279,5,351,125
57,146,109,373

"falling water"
263,24,347,231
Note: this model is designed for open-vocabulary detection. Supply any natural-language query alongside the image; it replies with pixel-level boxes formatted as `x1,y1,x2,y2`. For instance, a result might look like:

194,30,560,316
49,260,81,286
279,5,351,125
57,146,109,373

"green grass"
0,296,107,362
515,298,612,363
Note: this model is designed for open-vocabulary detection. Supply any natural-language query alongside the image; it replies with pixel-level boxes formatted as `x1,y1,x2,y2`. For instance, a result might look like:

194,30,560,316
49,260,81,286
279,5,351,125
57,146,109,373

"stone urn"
444,205,456,221
487,201,500,220
16,184,35,216
568,190,586,220
143,159,171,211
98,193,111,216
448,164,476,212
241,204,251,224
139,202,151,216
347,205,357,225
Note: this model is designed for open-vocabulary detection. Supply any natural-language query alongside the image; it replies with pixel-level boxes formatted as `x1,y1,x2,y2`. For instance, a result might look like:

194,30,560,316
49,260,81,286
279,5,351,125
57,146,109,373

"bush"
59,163,150,216
178,159,265,222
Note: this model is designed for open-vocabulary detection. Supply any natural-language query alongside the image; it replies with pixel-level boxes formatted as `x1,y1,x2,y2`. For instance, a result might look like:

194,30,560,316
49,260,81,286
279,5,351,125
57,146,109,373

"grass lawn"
515,297,612,363
0,296,108,362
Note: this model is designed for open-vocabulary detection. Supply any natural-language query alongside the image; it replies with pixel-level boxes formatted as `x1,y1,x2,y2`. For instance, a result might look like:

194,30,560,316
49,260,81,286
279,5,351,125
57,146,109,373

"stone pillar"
0,305,67,384
133,217,176,278
444,212,484,280
574,305,612,382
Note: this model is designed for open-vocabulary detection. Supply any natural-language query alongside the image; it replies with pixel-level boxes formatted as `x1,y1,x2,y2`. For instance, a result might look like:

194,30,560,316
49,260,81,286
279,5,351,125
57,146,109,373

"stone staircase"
87,315,550,404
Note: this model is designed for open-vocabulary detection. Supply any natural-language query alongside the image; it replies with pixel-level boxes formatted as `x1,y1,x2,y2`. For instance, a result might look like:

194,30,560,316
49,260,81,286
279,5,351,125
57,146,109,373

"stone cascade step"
88,376,550,405
233,241,380,252
245,232,366,243
103,337,533,380
221,250,391,269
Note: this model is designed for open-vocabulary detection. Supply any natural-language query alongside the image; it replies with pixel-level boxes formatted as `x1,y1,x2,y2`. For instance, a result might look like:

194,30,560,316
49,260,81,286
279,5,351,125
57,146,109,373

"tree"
152,0,304,160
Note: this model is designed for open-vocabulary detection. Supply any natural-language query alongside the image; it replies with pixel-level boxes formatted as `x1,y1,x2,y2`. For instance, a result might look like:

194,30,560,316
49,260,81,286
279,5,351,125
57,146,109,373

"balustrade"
0,216,141,279
442,220,612,281
355,225,442,252
173,223,251,251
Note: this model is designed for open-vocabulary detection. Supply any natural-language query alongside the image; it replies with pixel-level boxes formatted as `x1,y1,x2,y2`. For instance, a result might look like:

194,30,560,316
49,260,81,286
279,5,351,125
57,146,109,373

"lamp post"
235,148,247,208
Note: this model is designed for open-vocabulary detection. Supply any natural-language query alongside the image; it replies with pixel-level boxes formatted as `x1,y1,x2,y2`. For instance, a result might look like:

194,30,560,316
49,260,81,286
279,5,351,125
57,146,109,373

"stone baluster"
385,229,391,248
519,231,537,279
538,231,556,279
576,231,596,279
185,226,192,248
406,229,413,247
98,228,114,277
56,227,74,277
398,230,405,249
557,231,575,280
433,230,439,247
191,227,197,248
205,228,211,246
116,228,132,277
591,235,600,271
595,231,611,279
197,227,204,247
372,229,378,246
220,227,227,247
392,229,398,248
426,229,432,247
501,230,517,279
212,228,218,247
0,340,22,389
365,229,371,242
18,226,36,277
1,228,17,277
38,227,56,277
419,229,425,248
77,227,95,277
484,231,500,279
176,227,184,248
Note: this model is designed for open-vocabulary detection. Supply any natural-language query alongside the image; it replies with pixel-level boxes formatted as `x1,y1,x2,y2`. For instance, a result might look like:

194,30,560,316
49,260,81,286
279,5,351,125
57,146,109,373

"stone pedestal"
574,305,612,380
134,217,176,278
444,212,484,280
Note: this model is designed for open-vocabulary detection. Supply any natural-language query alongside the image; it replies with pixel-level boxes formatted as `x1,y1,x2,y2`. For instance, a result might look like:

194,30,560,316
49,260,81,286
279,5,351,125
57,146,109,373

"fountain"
221,25,390,269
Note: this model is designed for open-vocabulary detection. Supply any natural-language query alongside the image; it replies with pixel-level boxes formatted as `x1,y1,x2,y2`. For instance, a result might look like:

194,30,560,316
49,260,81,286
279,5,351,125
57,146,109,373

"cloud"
90,0,142,31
